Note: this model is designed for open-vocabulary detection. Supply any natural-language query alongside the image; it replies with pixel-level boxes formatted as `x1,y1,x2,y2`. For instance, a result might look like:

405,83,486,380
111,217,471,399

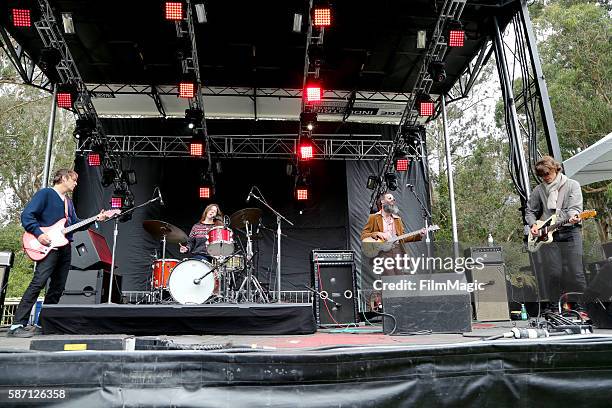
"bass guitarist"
361,192,425,275
8,169,109,338
525,156,586,309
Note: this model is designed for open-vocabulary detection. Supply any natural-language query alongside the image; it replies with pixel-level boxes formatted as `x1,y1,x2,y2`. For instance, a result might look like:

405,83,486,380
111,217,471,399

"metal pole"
42,84,57,188
276,215,281,302
107,219,119,303
441,95,459,246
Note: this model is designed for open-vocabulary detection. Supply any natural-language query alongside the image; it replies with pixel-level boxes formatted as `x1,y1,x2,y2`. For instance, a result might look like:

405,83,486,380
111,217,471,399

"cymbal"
230,208,262,230
143,220,188,243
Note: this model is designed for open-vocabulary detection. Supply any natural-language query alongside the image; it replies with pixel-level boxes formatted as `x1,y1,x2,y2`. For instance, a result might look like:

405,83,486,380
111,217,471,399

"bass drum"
167,259,218,304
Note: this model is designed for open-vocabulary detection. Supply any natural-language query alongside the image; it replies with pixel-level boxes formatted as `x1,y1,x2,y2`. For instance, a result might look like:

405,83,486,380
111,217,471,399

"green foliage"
0,223,34,298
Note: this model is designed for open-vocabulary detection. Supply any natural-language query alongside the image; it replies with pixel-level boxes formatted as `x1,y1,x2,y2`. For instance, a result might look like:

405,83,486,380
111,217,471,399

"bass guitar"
527,210,596,253
22,209,120,261
362,225,440,258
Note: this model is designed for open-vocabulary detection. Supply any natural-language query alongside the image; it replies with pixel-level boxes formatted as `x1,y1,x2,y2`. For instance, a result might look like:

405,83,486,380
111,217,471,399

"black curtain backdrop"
74,157,349,292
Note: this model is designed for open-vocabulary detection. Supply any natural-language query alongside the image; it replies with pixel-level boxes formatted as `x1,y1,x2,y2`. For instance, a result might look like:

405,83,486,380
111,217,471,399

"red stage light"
110,197,123,209
448,30,464,47
419,101,435,116
56,92,73,109
179,82,195,98
299,144,314,160
199,187,211,199
313,8,331,27
165,2,183,21
296,188,309,201
190,141,204,156
395,158,409,172
305,85,322,103
87,153,101,167
12,9,31,27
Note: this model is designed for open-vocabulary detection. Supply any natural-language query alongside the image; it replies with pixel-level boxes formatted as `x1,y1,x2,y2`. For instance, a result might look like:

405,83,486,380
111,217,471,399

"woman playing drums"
179,203,223,262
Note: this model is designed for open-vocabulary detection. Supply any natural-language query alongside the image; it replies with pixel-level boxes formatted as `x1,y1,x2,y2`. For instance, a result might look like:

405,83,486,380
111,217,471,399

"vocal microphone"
193,278,201,285
158,187,165,206
246,186,254,203
405,183,414,190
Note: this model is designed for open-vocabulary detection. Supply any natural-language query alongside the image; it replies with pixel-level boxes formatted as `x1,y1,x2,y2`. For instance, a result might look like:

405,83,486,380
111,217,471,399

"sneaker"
25,324,43,334
6,326,34,338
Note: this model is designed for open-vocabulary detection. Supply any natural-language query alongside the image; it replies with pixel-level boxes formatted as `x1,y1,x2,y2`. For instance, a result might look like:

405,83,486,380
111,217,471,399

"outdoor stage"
2,320,612,406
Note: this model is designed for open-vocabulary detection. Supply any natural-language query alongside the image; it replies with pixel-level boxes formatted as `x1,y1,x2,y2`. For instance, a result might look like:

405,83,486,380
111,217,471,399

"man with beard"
361,192,424,275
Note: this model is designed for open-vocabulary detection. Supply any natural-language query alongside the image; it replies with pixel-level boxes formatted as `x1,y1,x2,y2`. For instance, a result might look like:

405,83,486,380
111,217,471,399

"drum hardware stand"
107,192,162,304
248,188,293,303
236,220,269,303
193,249,243,288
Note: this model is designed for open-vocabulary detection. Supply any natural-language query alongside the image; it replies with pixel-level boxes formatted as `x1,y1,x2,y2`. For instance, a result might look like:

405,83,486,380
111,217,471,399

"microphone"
193,278,201,285
405,183,414,190
156,187,165,206
246,186,254,203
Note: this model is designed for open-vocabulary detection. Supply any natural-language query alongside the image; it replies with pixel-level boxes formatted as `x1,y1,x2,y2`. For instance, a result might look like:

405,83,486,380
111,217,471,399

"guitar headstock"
428,225,441,233
579,210,597,220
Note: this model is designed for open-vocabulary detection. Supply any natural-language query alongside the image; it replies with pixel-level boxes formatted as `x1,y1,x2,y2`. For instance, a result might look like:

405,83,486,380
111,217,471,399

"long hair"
199,203,223,223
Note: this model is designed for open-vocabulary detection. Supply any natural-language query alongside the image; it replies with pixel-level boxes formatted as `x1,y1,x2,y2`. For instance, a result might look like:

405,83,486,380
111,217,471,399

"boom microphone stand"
406,183,435,271
248,188,294,303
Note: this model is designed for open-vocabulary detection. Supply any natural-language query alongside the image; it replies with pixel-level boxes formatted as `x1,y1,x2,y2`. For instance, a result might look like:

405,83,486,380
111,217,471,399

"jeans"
541,226,587,304
13,244,72,326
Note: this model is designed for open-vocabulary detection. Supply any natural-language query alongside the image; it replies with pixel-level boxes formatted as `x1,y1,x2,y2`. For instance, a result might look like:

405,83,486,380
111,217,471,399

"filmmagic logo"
373,278,487,293
372,254,485,275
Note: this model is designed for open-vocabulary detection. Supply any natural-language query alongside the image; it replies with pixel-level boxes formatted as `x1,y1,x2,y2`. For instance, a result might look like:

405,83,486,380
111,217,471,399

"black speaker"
59,269,122,304
312,250,358,327
0,251,14,319
382,273,472,334
71,229,113,270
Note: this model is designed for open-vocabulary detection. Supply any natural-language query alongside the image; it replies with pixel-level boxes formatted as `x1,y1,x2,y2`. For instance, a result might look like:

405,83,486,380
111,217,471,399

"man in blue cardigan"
8,169,107,337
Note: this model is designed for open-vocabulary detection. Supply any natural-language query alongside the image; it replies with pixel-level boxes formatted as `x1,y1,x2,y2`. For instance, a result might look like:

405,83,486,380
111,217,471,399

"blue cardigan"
21,188,81,240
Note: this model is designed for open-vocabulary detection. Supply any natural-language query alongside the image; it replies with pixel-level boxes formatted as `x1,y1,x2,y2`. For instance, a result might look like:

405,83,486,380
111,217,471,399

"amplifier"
466,246,504,264
311,250,354,264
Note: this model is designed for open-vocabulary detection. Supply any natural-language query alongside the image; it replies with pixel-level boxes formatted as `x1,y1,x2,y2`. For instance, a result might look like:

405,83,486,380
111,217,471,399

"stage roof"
2,0,519,123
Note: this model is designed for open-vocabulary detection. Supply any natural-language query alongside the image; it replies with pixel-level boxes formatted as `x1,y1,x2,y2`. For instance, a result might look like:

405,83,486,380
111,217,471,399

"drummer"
179,203,224,262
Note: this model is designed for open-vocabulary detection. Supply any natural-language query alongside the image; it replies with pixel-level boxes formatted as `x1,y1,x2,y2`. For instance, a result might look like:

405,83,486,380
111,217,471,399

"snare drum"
152,259,179,288
225,255,244,272
168,259,219,304
207,226,234,257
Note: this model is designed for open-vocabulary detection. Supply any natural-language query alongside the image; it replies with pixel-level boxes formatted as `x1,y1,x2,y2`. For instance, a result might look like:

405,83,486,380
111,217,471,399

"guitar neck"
62,215,98,234
390,230,421,243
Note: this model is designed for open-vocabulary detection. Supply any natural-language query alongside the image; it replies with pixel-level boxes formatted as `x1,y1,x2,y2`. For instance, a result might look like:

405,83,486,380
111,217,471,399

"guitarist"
8,169,108,338
525,156,586,310
361,192,424,275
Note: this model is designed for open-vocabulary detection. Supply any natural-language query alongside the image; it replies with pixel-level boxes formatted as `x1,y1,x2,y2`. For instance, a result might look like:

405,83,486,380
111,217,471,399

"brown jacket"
360,213,421,244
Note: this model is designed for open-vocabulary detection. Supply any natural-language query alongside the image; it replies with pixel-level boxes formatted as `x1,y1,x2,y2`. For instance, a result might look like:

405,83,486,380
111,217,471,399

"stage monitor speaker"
312,251,358,327
71,229,113,270
382,273,472,334
0,251,14,320
470,264,510,321
59,269,122,304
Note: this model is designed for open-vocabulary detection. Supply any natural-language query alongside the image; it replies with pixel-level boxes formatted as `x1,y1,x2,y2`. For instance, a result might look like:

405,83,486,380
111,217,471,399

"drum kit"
142,208,267,305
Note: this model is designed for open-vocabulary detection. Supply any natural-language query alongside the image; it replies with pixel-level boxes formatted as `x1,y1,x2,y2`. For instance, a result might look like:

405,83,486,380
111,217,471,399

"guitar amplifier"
0,251,14,322
465,246,504,264
311,250,358,327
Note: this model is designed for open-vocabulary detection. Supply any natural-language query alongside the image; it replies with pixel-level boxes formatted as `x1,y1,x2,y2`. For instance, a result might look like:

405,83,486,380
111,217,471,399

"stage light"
87,153,101,167
165,2,183,21
428,61,446,83
313,7,331,27
110,196,123,209
293,13,303,33
366,175,380,190
199,187,211,199
417,94,434,116
384,172,398,191
417,30,426,49
296,187,309,201
38,48,62,82
12,9,31,27
121,170,137,186
73,117,95,141
300,111,318,131
62,13,75,34
194,3,207,23
305,83,322,103
394,149,409,172
447,20,464,47
185,108,203,129
56,92,73,109
179,82,195,98
101,168,117,188
190,141,204,156
298,138,314,160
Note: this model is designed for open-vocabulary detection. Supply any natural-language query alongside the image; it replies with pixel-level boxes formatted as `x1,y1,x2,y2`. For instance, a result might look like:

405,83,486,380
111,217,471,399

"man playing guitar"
8,169,110,338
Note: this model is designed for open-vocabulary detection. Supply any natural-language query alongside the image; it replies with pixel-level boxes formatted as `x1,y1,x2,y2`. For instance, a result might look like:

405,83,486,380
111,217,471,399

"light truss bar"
0,26,52,91
78,135,394,160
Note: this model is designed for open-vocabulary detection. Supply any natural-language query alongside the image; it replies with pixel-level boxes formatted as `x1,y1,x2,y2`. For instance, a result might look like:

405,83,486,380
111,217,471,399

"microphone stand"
406,184,435,272
248,190,294,303
107,194,161,304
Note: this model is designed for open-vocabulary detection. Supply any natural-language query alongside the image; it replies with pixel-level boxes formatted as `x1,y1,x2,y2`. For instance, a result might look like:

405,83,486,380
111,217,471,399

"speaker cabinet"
312,252,358,327
382,273,472,334
71,229,113,270
470,264,510,321
59,269,122,304
0,251,14,320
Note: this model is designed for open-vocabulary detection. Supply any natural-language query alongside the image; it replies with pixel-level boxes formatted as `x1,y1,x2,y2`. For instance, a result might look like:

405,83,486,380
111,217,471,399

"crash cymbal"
143,220,188,243
230,208,262,230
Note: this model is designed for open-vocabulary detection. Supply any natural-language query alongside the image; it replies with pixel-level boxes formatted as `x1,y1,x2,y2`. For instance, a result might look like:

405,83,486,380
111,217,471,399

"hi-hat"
143,220,188,243
230,208,262,230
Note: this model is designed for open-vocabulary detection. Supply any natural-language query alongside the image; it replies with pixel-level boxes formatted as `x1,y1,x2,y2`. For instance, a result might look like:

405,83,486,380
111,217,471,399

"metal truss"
0,26,52,92
78,135,395,160
446,40,494,104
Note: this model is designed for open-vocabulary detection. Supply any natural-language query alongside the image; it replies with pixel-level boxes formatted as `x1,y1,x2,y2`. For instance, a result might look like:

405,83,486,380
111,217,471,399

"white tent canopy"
563,132,612,186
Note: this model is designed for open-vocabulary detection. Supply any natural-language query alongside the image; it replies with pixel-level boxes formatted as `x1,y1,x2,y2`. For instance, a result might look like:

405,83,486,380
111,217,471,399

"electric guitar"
22,209,120,261
361,225,440,258
527,210,596,253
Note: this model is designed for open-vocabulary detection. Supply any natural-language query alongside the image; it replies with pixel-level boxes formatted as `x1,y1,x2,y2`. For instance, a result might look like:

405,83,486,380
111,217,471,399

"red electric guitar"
22,209,120,261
